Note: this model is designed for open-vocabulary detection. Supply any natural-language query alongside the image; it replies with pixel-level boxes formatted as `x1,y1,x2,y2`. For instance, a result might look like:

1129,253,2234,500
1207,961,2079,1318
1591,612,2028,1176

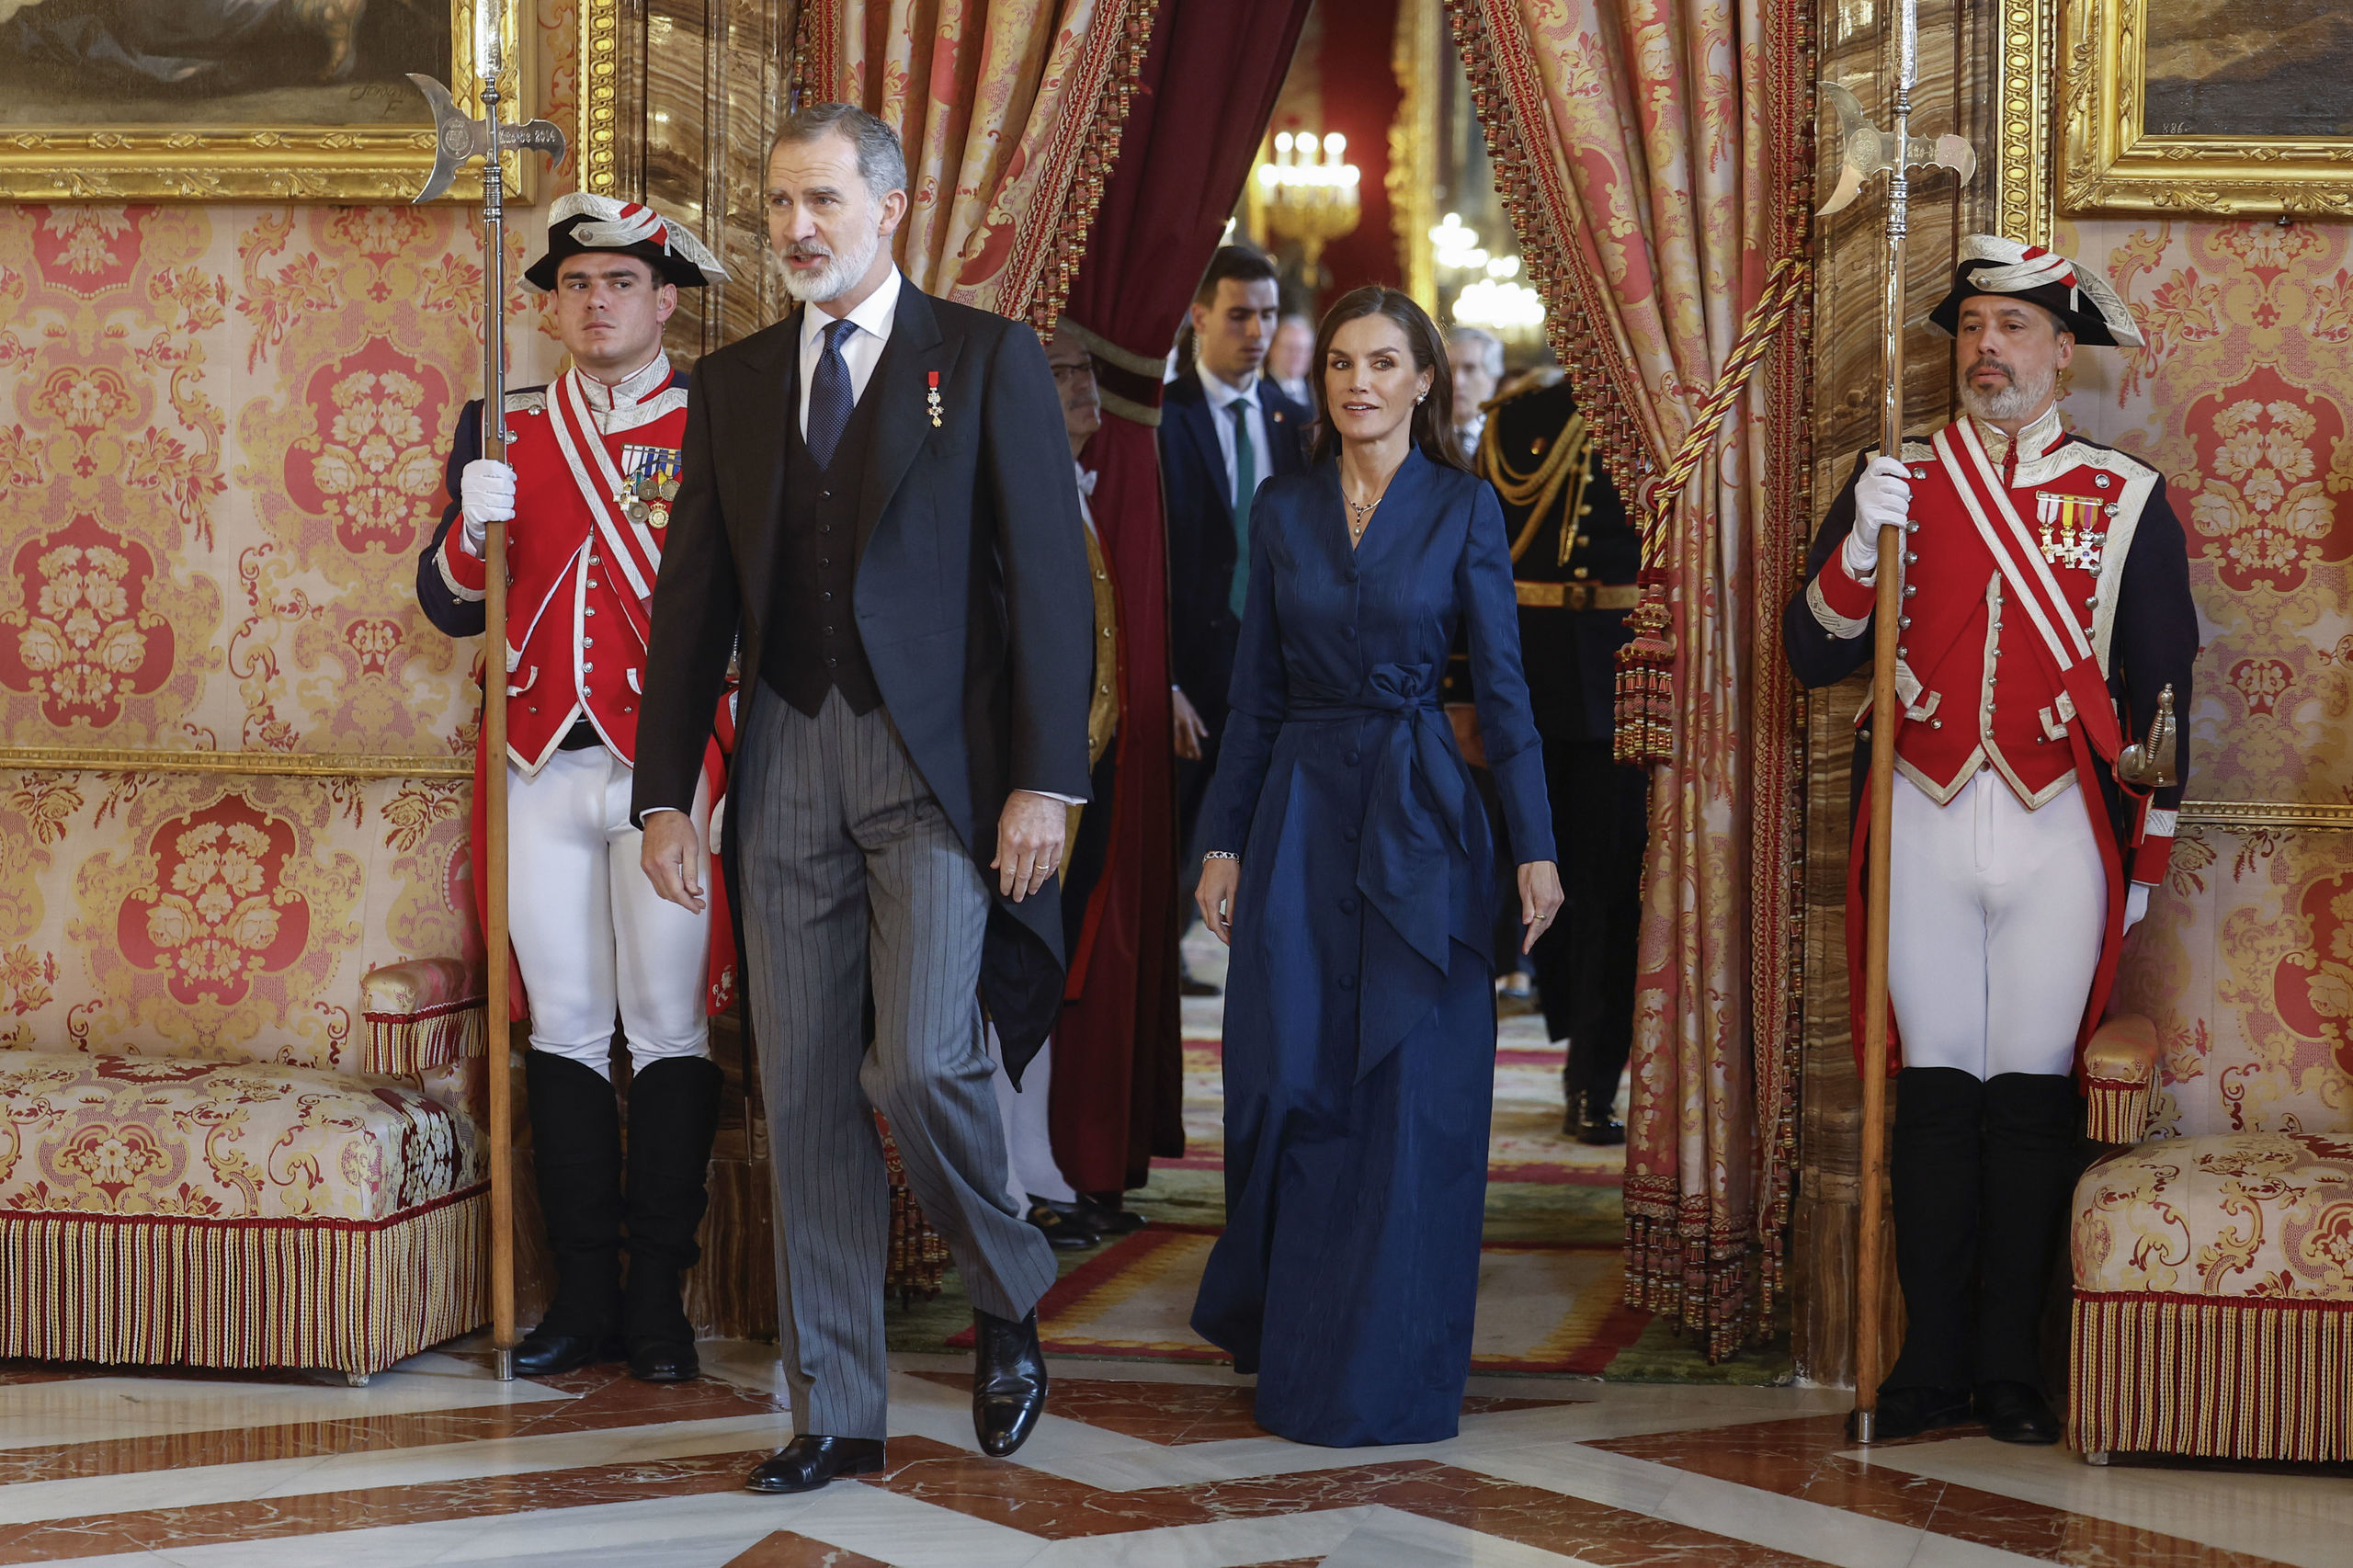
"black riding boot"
1973,1072,2077,1443
1873,1066,1984,1437
622,1055,722,1382
516,1051,624,1376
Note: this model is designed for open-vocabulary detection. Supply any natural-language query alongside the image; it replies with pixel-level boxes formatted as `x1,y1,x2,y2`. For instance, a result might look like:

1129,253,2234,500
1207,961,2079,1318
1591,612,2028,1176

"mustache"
1971,356,2016,379
784,243,833,262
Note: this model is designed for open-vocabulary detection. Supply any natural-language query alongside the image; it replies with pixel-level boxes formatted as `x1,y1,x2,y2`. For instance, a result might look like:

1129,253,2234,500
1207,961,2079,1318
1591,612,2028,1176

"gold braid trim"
1477,401,1595,568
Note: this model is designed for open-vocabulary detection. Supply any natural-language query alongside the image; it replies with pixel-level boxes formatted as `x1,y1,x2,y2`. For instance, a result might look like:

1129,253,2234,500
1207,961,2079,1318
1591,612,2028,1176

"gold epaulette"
1476,391,1596,569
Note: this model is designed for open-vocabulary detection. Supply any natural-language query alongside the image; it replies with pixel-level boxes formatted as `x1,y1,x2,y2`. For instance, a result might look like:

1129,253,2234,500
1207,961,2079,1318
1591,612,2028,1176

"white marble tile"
1851,1436,2353,1568
0,1356,571,1453
1321,1504,1597,1568
0,1414,783,1525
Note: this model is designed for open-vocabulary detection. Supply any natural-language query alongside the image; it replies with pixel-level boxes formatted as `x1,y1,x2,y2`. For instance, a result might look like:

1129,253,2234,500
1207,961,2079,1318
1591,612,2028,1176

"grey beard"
772,224,881,305
1959,361,2056,426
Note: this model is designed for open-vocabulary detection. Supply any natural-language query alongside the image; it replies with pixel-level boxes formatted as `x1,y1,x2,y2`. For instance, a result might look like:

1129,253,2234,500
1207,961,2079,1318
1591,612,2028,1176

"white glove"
2124,881,2152,931
458,459,517,557
1845,455,1912,579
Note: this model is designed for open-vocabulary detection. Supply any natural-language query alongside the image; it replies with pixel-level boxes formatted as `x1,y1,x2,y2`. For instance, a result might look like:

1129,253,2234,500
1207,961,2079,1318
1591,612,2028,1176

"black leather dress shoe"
972,1308,1049,1457
628,1338,699,1383
512,1329,621,1378
1975,1381,2062,1445
1851,1385,1972,1441
1023,1197,1102,1251
745,1435,887,1494
1076,1193,1147,1236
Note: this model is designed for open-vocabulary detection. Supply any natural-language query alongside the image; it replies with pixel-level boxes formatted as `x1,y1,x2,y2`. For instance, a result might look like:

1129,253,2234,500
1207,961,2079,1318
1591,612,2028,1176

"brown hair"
1192,245,1280,307
1310,286,1470,472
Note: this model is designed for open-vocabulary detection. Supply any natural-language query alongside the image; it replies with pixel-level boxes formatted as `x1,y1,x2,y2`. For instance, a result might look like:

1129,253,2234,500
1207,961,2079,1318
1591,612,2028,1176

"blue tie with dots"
805,317,858,471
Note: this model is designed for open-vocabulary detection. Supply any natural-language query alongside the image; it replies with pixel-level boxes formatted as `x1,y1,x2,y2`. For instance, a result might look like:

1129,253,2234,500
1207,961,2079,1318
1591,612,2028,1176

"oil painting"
2143,0,2353,140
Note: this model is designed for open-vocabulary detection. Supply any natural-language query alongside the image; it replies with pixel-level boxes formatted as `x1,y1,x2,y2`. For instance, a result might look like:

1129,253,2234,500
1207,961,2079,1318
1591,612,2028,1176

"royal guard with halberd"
415,193,737,1384
1784,236,2197,1445
1472,375,1647,1146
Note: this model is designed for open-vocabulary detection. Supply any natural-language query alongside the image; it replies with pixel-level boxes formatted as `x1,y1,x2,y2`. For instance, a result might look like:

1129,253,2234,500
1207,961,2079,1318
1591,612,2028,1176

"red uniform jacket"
1785,410,2198,1074
416,363,736,1017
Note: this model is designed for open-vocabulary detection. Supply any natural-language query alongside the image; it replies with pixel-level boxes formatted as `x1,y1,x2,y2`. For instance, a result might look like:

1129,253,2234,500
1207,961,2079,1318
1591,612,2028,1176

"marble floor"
0,1343,2342,1567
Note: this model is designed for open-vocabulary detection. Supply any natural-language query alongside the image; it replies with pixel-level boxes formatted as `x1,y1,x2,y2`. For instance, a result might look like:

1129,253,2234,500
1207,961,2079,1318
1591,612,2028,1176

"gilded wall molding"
580,0,625,199
2061,0,2353,217
1390,0,1440,314
2178,801,2353,832
0,749,469,780
0,2,537,203
1993,0,2054,244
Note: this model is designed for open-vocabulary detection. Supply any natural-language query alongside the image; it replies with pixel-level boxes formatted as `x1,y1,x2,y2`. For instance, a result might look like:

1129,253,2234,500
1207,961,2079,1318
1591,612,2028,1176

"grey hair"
770,102,907,202
1447,325,1505,378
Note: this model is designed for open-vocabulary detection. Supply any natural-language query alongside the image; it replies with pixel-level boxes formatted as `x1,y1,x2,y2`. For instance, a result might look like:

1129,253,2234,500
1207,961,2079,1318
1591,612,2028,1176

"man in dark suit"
1161,247,1310,975
633,104,1095,1493
1472,375,1647,1145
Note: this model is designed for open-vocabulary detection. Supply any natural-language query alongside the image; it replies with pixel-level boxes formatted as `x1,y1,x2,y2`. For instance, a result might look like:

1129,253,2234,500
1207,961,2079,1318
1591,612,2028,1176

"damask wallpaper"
0,6,579,1066
2067,216,2353,1139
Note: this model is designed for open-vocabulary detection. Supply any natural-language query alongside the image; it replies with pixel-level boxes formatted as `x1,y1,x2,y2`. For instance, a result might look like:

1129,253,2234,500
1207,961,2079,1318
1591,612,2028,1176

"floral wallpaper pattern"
0,6,574,1068
2071,217,2353,1140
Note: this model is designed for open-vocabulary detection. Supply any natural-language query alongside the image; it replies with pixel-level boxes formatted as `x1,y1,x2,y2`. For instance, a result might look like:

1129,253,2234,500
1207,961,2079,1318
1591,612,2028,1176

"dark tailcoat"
631,281,1095,1072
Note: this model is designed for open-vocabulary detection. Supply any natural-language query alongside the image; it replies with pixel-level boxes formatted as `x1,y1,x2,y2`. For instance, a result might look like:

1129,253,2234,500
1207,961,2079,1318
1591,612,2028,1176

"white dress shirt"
1197,364,1272,509
797,265,903,437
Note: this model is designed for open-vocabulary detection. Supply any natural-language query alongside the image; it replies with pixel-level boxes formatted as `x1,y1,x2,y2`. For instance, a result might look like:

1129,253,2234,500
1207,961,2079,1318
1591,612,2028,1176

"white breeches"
987,1026,1076,1206
507,746,713,1078
1887,769,2106,1080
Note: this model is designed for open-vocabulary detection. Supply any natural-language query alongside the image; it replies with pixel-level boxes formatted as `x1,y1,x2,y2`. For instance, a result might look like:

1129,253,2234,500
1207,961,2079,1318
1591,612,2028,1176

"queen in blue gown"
1189,288,1561,1447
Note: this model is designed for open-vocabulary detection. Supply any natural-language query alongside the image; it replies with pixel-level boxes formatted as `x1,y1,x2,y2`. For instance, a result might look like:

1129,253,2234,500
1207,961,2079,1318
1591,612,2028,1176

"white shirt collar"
801,265,903,354
1971,401,2065,466
574,351,673,413
1198,363,1260,412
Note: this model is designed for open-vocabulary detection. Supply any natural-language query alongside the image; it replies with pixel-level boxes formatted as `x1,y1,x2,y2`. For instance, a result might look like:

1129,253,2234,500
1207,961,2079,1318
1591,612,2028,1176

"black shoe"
512,1329,622,1378
1575,1091,1626,1145
1023,1197,1102,1251
628,1338,700,1383
1178,973,1222,997
745,1435,887,1494
1851,1385,1971,1442
620,1057,722,1385
1975,1381,2062,1445
972,1309,1049,1458
1076,1193,1147,1236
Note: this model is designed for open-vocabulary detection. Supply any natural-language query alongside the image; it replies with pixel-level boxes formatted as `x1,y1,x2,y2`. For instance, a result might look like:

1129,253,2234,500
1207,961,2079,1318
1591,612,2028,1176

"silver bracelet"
1203,850,1239,861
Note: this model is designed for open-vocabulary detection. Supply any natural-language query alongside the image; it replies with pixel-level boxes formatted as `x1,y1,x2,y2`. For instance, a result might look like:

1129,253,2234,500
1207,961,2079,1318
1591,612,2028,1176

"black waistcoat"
761,370,886,717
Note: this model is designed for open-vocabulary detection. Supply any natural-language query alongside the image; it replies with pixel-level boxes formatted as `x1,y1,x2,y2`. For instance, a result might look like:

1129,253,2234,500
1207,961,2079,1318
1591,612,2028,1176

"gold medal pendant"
648,504,671,529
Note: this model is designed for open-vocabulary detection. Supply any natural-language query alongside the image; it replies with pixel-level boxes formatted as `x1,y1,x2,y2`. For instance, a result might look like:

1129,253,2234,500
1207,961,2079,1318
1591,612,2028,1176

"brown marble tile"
0,1448,779,1563
723,1534,892,1567
865,1436,1836,1564
0,1362,786,1486
904,1374,1586,1447
1594,1415,2302,1568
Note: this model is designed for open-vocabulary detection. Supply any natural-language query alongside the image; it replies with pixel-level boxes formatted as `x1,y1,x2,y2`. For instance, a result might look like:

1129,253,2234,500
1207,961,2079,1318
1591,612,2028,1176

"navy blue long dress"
1188,447,1554,1447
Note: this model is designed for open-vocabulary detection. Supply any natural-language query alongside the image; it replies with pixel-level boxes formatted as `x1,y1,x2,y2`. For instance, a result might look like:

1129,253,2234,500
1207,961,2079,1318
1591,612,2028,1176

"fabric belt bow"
1289,662,1472,1013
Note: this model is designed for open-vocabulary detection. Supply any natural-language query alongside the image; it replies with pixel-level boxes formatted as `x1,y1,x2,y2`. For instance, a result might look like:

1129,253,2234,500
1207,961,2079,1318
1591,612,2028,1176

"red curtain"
1046,0,1314,1192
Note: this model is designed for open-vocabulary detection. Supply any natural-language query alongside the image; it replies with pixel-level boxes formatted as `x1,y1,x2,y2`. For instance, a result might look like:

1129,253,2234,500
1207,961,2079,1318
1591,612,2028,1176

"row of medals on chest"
1910,463,2119,573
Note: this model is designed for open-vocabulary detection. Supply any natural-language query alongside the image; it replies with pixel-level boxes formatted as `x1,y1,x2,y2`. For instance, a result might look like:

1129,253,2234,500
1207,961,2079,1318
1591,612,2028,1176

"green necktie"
1230,400,1256,619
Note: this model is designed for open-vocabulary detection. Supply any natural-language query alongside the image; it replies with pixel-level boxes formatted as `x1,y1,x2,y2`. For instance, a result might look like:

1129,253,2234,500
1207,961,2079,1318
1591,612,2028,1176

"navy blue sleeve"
1195,488,1288,856
1781,450,1875,690
2113,478,2196,816
415,397,485,640
1460,480,1556,863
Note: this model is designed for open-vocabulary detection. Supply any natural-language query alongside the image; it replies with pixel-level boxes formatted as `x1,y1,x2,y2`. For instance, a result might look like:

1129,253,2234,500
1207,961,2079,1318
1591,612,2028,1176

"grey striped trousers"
734,684,1057,1438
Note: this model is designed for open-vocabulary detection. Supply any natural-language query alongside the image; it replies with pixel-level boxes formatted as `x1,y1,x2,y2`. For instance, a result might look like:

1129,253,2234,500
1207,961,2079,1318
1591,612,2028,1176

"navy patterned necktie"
805,316,858,471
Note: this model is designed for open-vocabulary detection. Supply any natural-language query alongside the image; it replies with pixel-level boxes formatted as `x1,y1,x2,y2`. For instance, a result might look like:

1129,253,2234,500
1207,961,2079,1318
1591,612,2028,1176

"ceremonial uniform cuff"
438,531,487,601
2135,804,2177,884
1808,555,1875,639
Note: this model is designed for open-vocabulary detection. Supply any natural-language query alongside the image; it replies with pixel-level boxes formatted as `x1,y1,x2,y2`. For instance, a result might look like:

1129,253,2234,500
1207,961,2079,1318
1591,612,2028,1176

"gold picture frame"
2062,0,2353,217
0,0,534,203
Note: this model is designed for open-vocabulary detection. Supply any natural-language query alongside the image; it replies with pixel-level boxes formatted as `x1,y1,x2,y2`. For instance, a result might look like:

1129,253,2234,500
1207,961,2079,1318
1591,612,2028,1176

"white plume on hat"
1946,234,2142,347
533,192,730,287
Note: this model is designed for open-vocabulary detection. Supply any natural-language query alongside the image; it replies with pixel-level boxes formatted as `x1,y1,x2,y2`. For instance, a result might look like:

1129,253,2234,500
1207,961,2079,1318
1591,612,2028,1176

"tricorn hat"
524,193,729,292
1927,234,2142,347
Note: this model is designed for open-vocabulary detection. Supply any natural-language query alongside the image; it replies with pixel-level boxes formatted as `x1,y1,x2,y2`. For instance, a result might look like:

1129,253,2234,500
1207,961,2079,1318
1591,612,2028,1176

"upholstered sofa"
0,958,489,1382
2069,1013,2352,1463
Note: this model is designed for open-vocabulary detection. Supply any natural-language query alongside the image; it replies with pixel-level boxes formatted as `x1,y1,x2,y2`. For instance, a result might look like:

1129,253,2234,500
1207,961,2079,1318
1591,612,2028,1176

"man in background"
1448,325,1504,466
1267,310,1315,407
1161,247,1310,994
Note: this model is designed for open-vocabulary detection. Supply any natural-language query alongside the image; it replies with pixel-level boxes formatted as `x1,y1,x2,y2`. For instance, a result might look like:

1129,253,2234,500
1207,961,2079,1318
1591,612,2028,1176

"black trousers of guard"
1881,1066,2080,1395
1529,737,1650,1110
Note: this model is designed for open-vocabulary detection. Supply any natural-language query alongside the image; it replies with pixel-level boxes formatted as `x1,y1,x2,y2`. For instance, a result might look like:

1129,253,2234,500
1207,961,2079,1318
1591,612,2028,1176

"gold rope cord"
1479,405,1597,569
